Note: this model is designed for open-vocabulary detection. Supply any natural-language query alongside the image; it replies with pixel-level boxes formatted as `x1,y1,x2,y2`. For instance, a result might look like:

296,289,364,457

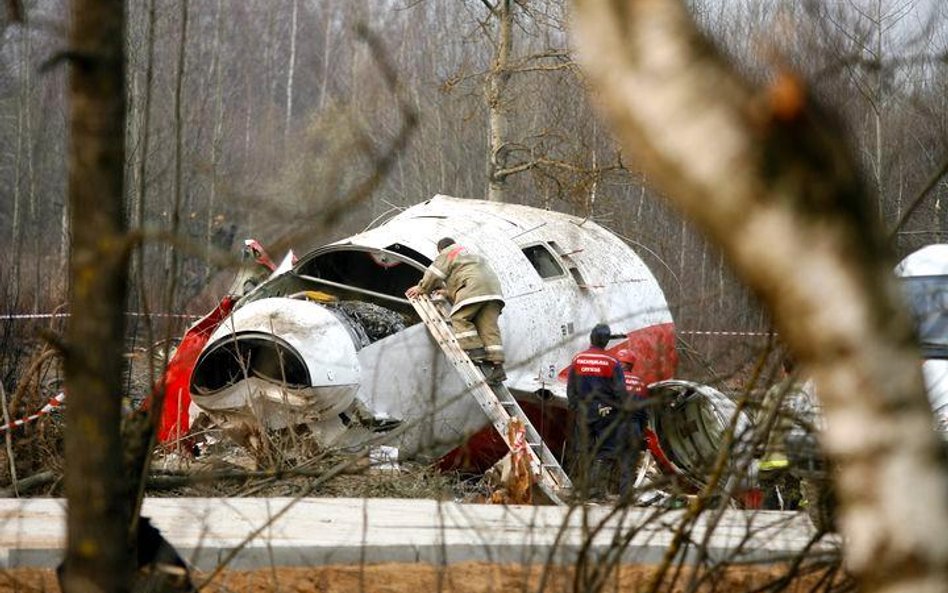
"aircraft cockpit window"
548,240,587,288
522,244,565,279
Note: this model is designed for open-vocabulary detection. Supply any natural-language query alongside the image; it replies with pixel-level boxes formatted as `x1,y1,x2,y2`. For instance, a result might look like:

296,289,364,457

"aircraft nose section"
190,298,362,431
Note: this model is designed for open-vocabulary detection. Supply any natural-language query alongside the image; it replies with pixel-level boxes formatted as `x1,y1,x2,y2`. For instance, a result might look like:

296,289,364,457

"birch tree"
284,0,298,145
571,2,948,593
485,0,514,203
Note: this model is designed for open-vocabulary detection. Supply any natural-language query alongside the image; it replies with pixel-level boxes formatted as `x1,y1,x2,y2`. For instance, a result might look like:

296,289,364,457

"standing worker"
616,349,648,400
756,355,807,510
616,347,649,437
616,349,649,497
406,237,507,384
567,324,641,500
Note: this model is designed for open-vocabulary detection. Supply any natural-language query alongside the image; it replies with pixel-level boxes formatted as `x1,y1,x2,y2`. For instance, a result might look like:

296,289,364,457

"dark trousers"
570,408,644,499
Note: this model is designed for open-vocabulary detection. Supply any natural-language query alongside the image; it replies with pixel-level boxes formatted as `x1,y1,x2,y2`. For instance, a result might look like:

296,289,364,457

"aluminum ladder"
409,294,572,505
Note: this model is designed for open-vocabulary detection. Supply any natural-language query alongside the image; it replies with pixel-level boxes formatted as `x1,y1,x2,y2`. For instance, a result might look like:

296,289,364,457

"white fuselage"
896,244,948,432
190,196,677,459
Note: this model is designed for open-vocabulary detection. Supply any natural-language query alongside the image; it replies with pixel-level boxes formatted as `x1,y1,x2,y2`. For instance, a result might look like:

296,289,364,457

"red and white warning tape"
0,312,200,321
0,392,66,433
679,330,776,337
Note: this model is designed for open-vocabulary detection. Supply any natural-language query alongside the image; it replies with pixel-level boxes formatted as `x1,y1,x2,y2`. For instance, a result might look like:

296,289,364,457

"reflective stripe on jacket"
566,348,629,418
623,373,648,399
418,245,504,313
622,371,649,425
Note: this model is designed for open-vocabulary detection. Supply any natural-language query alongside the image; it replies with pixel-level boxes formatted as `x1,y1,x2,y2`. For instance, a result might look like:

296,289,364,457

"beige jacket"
418,244,505,313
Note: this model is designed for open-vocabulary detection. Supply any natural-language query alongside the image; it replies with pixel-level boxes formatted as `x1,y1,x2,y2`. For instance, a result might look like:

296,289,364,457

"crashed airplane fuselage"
185,196,678,466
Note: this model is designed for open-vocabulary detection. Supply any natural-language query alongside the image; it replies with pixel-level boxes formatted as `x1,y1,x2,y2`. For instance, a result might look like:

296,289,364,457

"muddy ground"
1,562,844,593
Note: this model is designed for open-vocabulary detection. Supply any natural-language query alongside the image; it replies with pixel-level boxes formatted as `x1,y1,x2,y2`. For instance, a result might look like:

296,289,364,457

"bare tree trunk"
436,107,447,191
12,136,22,299
318,3,333,111
24,10,37,311
717,253,725,326
132,0,156,308
61,0,131,591
59,188,69,296
206,0,224,277
872,0,885,219
166,0,188,309
284,0,299,144
11,14,27,300
486,0,513,203
128,73,140,225
571,2,948,593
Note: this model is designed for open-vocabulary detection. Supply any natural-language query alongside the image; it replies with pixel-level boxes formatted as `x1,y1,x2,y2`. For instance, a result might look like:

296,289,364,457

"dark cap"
590,323,611,348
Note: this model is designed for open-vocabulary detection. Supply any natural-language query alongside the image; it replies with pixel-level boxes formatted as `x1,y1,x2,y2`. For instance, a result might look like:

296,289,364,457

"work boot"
484,363,507,385
465,347,488,363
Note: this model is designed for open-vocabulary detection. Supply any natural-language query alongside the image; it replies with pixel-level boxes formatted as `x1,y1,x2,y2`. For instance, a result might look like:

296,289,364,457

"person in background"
616,348,648,495
616,347,649,464
406,237,507,384
616,348,648,399
756,355,806,510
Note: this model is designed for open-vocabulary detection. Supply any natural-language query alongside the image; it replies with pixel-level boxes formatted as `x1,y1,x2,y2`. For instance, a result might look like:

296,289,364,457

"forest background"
1,0,947,379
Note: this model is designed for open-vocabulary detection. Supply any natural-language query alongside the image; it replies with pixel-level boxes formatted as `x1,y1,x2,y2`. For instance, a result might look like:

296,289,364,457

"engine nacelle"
190,298,361,439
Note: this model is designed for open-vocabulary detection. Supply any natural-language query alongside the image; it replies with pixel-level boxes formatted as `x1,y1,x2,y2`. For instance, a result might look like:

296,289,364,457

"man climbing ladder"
406,237,507,384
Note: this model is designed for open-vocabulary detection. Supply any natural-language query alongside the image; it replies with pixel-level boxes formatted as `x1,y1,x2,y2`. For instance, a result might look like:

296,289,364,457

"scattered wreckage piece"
646,380,756,495
483,418,534,505
785,244,948,530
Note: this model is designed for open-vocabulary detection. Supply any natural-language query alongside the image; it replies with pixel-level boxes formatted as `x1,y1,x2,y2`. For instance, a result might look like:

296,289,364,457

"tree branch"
478,0,496,16
495,156,623,180
890,156,948,241
508,61,576,74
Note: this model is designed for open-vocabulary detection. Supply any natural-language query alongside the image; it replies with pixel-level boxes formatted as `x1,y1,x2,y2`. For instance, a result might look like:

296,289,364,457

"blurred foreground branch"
571,1,948,592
